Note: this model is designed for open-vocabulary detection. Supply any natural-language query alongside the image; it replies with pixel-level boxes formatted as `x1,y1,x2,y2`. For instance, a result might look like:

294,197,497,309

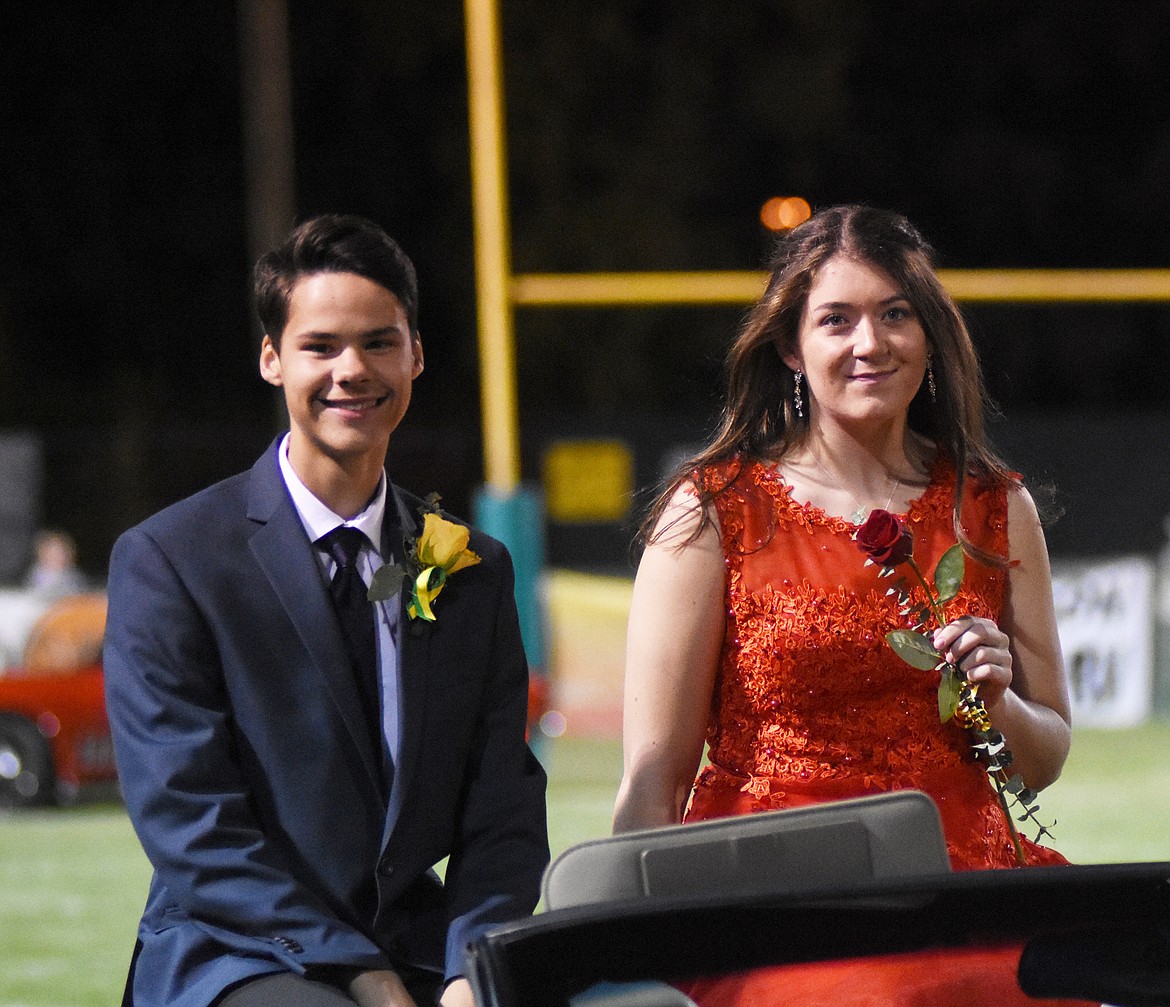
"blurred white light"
539,710,568,738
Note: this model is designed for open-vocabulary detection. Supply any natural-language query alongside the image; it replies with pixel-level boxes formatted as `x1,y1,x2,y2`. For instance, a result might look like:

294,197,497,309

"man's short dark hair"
254,214,419,347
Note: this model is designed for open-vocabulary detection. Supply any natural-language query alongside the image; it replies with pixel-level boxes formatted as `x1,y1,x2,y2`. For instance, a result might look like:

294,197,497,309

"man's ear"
259,335,283,387
412,333,424,379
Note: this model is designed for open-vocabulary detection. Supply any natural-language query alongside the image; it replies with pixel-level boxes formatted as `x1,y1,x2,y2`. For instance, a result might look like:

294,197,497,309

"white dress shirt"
276,434,402,768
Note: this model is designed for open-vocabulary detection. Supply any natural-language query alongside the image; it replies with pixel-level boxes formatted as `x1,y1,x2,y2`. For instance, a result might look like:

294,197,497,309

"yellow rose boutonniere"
368,494,481,622
407,511,482,620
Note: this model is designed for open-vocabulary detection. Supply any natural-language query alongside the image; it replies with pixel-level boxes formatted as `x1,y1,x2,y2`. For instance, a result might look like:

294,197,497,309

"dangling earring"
793,369,805,418
926,359,937,402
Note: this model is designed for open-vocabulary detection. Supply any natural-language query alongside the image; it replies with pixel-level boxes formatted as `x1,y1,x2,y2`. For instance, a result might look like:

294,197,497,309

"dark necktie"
318,527,382,762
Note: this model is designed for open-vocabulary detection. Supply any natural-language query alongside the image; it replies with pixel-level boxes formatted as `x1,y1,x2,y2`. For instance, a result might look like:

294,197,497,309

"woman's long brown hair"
641,205,1015,567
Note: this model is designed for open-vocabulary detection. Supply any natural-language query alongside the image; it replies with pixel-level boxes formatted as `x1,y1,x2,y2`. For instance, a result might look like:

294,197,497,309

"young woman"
613,205,1076,1006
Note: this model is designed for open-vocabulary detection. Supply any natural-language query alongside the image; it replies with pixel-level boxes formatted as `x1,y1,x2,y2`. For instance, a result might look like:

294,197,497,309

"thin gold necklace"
810,451,901,524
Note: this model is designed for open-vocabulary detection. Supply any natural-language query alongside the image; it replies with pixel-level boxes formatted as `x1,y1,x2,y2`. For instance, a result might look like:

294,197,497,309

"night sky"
4,1,1170,569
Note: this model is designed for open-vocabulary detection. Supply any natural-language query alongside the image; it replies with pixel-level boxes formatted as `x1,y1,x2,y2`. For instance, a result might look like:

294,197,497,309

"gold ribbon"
409,566,447,622
955,683,992,733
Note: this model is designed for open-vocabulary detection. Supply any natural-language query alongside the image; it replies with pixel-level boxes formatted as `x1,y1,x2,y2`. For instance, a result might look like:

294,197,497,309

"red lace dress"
678,456,1080,1007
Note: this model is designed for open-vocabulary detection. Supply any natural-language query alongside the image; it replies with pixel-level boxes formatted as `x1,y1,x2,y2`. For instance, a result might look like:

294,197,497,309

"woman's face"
784,254,929,433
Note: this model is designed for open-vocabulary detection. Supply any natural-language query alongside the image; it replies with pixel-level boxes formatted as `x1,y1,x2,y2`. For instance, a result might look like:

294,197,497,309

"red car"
0,593,116,806
0,591,548,807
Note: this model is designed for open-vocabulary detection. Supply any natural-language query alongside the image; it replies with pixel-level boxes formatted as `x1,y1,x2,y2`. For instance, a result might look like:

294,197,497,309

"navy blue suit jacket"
104,441,548,1007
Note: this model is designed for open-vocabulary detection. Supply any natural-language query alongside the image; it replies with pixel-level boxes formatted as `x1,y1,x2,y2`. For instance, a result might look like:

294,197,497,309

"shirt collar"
276,433,386,554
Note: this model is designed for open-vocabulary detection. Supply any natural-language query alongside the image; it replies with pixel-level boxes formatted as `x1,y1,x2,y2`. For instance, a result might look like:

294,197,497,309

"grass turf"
0,722,1166,1005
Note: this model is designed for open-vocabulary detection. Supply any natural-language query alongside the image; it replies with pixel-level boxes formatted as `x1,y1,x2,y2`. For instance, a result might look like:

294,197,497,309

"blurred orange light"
760,195,812,232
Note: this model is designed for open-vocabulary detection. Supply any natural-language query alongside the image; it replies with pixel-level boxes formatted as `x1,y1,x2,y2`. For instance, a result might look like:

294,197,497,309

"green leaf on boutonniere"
886,629,941,671
937,664,963,723
933,544,965,603
367,563,407,603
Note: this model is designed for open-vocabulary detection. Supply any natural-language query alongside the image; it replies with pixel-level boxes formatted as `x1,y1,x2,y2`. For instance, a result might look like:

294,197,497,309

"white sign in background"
1051,556,1155,728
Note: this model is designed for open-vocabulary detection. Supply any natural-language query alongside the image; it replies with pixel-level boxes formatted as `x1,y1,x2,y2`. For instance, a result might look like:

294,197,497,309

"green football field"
1,723,1166,1006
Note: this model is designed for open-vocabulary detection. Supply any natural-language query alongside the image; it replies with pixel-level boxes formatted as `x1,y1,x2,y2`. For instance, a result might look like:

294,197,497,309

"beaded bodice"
700,455,1007,792
684,455,1071,870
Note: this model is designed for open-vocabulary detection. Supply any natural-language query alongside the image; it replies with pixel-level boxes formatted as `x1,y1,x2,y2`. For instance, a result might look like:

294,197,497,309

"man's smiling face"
259,270,424,480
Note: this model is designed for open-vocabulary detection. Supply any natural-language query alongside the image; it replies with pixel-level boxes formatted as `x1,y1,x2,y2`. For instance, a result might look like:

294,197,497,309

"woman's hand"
933,615,1013,711
929,485,1072,793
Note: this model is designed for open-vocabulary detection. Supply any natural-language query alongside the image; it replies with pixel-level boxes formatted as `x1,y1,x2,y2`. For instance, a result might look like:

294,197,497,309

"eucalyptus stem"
905,556,947,628
910,556,1027,864
991,771,1027,865
862,513,1055,860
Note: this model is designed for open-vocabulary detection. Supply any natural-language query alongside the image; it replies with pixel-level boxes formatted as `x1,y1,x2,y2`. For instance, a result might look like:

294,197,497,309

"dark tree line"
3,1,1170,569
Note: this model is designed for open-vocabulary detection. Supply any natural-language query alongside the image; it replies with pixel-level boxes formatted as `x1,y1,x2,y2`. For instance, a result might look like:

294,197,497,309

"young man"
104,215,548,1007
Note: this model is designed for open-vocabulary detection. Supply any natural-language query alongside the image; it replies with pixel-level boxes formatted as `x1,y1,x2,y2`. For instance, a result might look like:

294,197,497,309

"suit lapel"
245,445,385,795
384,484,431,832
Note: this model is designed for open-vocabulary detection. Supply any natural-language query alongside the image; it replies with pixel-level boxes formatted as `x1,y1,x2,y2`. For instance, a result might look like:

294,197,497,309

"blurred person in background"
24,528,87,600
614,205,1077,1006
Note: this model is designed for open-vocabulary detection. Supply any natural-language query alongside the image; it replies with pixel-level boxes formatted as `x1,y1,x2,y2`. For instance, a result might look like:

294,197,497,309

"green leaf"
937,665,962,722
934,544,965,602
886,629,941,670
368,563,407,602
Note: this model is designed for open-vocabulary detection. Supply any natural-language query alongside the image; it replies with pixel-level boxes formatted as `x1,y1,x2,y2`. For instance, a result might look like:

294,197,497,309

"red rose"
856,509,913,566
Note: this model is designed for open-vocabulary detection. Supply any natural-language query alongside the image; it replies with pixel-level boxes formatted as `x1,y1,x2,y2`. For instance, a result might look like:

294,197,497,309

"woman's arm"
612,488,727,833
933,485,1072,790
